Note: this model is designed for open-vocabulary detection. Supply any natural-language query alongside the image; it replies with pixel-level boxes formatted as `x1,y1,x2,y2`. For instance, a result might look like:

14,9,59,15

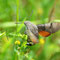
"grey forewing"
24,21,39,38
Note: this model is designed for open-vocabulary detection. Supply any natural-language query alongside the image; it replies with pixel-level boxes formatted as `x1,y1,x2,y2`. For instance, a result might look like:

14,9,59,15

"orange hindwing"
39,31,51,37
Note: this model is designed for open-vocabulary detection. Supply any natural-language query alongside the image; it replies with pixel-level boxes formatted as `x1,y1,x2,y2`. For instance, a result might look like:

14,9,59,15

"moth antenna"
27,10,33,20
15,22,22,24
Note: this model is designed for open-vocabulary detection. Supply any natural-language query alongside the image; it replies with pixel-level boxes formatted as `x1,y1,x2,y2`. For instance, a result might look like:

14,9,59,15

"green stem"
17,0,19,22
16,0,19,33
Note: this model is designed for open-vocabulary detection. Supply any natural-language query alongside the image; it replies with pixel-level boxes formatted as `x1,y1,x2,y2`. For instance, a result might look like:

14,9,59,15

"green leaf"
50,20,60,23
0,32,6,37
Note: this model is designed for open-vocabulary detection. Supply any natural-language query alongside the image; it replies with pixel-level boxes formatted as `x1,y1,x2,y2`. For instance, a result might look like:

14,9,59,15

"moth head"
24,21,31,29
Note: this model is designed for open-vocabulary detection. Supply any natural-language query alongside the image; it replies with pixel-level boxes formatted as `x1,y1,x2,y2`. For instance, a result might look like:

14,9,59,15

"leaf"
0,32,6,37
50,20,60,23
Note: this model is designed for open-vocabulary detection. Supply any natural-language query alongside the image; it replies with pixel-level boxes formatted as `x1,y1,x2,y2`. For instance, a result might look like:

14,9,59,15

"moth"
24,21,60,46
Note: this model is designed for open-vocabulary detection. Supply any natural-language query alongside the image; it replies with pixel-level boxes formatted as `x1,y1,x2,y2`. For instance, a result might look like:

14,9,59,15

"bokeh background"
0,0,60,60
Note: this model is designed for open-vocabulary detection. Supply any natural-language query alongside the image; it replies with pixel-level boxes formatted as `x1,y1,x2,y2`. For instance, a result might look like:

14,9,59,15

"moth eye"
26,43,32,46
26,42,34,46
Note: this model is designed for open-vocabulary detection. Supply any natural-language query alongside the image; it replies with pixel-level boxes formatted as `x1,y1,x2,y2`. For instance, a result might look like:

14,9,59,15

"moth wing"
26,30,39,44
37,23,60,37
24,21,39,38
37,23,51,37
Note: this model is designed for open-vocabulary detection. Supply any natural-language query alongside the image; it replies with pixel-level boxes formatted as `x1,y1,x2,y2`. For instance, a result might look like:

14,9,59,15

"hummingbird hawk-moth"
24,21,60,46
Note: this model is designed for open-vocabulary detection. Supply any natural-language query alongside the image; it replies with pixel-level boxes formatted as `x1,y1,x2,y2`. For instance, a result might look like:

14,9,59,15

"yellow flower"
15,40,20,45
31,58,34,60
37,8,43,15
39,38,45,45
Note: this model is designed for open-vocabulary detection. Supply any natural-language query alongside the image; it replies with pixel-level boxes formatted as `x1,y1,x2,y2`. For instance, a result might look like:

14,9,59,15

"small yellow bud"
31,58,34,60
37,8,43,15
15,40,20,45
39,38,45,45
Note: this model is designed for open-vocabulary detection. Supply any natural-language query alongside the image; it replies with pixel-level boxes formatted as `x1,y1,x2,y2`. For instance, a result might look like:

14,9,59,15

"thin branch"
48,0,57,22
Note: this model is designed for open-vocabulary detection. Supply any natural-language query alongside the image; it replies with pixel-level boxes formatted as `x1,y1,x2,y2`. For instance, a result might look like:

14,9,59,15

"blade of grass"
16,0,19,33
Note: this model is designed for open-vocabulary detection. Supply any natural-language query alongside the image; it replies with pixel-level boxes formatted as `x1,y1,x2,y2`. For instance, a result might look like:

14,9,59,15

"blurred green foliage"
0,0,60,60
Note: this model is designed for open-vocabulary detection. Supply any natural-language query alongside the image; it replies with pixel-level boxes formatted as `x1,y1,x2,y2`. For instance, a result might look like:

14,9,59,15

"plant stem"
16,0,19,33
